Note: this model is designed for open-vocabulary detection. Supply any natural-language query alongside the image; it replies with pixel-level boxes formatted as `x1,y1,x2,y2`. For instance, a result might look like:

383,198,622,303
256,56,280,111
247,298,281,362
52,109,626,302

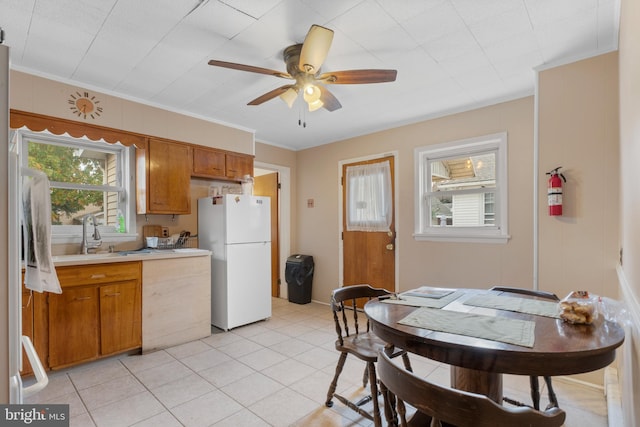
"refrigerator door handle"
21,335,48,398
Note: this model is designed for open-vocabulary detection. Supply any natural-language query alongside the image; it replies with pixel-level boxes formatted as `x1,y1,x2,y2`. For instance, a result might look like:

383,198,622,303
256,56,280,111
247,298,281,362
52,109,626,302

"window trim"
17,129,138,245
414,132,510,243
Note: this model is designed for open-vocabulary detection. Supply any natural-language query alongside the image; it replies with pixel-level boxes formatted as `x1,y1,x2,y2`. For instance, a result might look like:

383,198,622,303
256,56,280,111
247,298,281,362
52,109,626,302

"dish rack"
142,225,197,250
153,235,197,250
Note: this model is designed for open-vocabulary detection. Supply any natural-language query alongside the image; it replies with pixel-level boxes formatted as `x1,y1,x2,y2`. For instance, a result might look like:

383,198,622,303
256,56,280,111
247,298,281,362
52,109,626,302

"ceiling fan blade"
299,25,334,74
319,87,342,112
318,69,397,84
248,85,295,106
208,60,291,79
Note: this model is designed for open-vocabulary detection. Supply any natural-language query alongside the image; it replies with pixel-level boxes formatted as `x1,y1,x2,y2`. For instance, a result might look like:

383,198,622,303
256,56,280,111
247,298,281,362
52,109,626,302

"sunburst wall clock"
68,91,103,120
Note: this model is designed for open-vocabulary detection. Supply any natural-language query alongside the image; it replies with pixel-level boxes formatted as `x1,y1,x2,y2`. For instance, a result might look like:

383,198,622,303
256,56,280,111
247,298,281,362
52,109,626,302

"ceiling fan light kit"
279,87,299,108
207,24,397,115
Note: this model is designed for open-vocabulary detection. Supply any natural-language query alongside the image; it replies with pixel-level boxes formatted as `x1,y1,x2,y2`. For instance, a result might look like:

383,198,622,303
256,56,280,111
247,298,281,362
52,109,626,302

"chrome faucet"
81,214,102,254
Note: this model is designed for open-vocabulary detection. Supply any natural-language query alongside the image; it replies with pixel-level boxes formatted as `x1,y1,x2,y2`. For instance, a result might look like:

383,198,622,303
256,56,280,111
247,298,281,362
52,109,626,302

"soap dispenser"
116,209,126,233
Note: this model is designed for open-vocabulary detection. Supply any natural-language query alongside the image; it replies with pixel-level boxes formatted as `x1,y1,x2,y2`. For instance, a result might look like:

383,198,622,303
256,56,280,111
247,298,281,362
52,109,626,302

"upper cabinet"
136,138,191,215
137,139,254,215
191,146,253,180
225,153,253,180
192,147,225,178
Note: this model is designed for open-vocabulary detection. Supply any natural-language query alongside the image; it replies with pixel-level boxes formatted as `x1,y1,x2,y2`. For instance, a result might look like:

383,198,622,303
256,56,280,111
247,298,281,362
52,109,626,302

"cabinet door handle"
103,293,121,297
90,274,106,279
74,296,92,301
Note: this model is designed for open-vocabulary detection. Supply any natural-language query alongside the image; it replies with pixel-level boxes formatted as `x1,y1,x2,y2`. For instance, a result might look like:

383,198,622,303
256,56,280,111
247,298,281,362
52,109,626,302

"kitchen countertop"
52,248,211,267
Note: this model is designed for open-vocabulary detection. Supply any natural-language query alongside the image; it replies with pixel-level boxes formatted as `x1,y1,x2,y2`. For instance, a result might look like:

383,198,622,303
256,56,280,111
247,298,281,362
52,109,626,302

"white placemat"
399,307,536,348
463,294,560,318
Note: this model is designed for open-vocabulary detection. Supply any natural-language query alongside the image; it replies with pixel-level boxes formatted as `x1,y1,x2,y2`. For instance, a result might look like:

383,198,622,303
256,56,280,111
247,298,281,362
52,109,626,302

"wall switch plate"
162,227,169,237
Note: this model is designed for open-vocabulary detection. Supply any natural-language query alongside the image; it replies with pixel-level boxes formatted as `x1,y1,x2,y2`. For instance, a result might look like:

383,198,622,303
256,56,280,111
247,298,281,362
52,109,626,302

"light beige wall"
255,142,298,253
296,97,535,302
538,52,620,301
618,0,640,423
9,71,254,154
537,52,620,387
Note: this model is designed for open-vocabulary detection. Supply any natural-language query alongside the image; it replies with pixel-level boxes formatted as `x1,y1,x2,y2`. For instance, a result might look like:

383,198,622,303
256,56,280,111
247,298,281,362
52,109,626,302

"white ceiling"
1,0,620,151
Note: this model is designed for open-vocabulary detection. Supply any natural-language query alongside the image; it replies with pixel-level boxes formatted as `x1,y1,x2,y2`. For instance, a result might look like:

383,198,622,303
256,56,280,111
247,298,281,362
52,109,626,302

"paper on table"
402,288,453,299
463,294,560,318
399,307,536,348
382,291,463,309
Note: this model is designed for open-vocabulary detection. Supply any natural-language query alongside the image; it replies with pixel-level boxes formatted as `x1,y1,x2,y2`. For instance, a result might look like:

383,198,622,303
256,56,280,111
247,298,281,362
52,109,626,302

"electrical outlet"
162,227,169,237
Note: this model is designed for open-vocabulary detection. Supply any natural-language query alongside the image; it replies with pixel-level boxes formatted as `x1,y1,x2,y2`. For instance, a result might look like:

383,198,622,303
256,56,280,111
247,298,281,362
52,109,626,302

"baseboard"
605,367,623,427
555,368,623,427
553,375,604,391
616,264,639,427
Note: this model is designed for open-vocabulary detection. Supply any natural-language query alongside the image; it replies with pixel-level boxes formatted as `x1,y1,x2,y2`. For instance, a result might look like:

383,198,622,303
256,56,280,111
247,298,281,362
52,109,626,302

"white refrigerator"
198,195,272,330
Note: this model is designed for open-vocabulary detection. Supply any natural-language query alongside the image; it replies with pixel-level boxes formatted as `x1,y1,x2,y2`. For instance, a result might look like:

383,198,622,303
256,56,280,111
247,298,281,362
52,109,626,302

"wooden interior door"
254,172,280,297
342,156,395,295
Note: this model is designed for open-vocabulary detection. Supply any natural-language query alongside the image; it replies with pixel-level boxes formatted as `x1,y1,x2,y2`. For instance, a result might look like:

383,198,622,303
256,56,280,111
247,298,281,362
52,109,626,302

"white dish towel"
22,168,61,294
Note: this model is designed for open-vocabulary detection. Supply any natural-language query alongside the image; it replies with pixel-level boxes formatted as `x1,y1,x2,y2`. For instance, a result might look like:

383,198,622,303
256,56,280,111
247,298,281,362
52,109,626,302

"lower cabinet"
47,262,142,369
100,280,142,355
20,283,34,376
48,286,100,368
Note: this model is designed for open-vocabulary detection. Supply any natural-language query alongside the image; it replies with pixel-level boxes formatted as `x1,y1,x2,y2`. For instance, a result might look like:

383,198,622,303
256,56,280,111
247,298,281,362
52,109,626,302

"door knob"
386,243,394,251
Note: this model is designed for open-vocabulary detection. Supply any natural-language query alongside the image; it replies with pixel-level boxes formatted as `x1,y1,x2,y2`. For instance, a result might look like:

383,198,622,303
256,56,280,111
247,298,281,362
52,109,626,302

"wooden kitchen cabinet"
191,146,254,181
225,152,253,180
136,137,191,215
192,146,225,178
20,284,34,376
100,280,142,355
48,286,100,368
20,278,48,376
48,262,142,369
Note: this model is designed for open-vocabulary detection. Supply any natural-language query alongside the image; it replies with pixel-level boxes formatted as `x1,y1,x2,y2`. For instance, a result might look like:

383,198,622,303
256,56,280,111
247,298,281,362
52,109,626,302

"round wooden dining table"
364,288,625,405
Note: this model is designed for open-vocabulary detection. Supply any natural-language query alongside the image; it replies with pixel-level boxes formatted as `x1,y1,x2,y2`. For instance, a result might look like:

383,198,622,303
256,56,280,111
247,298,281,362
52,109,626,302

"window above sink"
14,129,137,244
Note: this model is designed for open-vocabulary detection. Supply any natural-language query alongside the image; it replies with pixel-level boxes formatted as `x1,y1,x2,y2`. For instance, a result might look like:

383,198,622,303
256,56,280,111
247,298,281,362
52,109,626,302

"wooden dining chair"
377,349,566,427
490,285,560,410
325,284,412,427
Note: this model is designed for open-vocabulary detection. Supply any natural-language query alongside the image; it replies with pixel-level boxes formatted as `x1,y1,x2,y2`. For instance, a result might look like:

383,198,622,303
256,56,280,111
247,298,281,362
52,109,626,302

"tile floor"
26,297,609,426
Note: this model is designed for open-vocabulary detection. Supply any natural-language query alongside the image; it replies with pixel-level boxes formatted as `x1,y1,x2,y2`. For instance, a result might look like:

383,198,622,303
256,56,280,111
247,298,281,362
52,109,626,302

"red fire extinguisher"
547,167,566,216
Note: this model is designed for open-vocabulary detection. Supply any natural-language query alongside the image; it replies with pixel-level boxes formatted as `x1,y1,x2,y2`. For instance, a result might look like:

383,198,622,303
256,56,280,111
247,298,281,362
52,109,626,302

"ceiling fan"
208,25,397,112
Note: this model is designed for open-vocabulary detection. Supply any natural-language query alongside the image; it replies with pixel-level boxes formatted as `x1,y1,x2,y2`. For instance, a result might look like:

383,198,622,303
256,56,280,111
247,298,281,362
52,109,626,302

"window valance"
10,110,146,148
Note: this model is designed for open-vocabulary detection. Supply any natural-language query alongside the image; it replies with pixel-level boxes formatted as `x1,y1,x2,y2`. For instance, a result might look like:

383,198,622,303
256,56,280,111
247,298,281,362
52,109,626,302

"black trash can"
285,254,314,304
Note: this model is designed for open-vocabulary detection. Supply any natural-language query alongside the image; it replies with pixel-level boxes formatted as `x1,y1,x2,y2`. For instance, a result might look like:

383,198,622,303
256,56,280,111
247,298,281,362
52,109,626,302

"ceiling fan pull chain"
298,105,307,128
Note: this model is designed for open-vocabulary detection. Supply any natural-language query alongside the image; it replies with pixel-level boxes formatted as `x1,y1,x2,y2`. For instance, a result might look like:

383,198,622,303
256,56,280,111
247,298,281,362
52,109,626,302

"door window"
345,160,392,232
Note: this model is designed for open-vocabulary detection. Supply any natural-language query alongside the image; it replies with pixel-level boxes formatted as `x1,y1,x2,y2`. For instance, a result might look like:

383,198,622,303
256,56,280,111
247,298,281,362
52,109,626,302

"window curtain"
346,160,392,232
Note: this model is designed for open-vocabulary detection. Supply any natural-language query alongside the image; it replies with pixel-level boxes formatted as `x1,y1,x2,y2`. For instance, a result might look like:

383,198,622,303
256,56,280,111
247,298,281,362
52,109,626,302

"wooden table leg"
450,366,503,404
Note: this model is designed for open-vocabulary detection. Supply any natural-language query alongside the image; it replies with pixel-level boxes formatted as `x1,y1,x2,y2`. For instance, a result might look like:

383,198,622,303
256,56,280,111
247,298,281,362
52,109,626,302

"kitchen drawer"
57,261,141,288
